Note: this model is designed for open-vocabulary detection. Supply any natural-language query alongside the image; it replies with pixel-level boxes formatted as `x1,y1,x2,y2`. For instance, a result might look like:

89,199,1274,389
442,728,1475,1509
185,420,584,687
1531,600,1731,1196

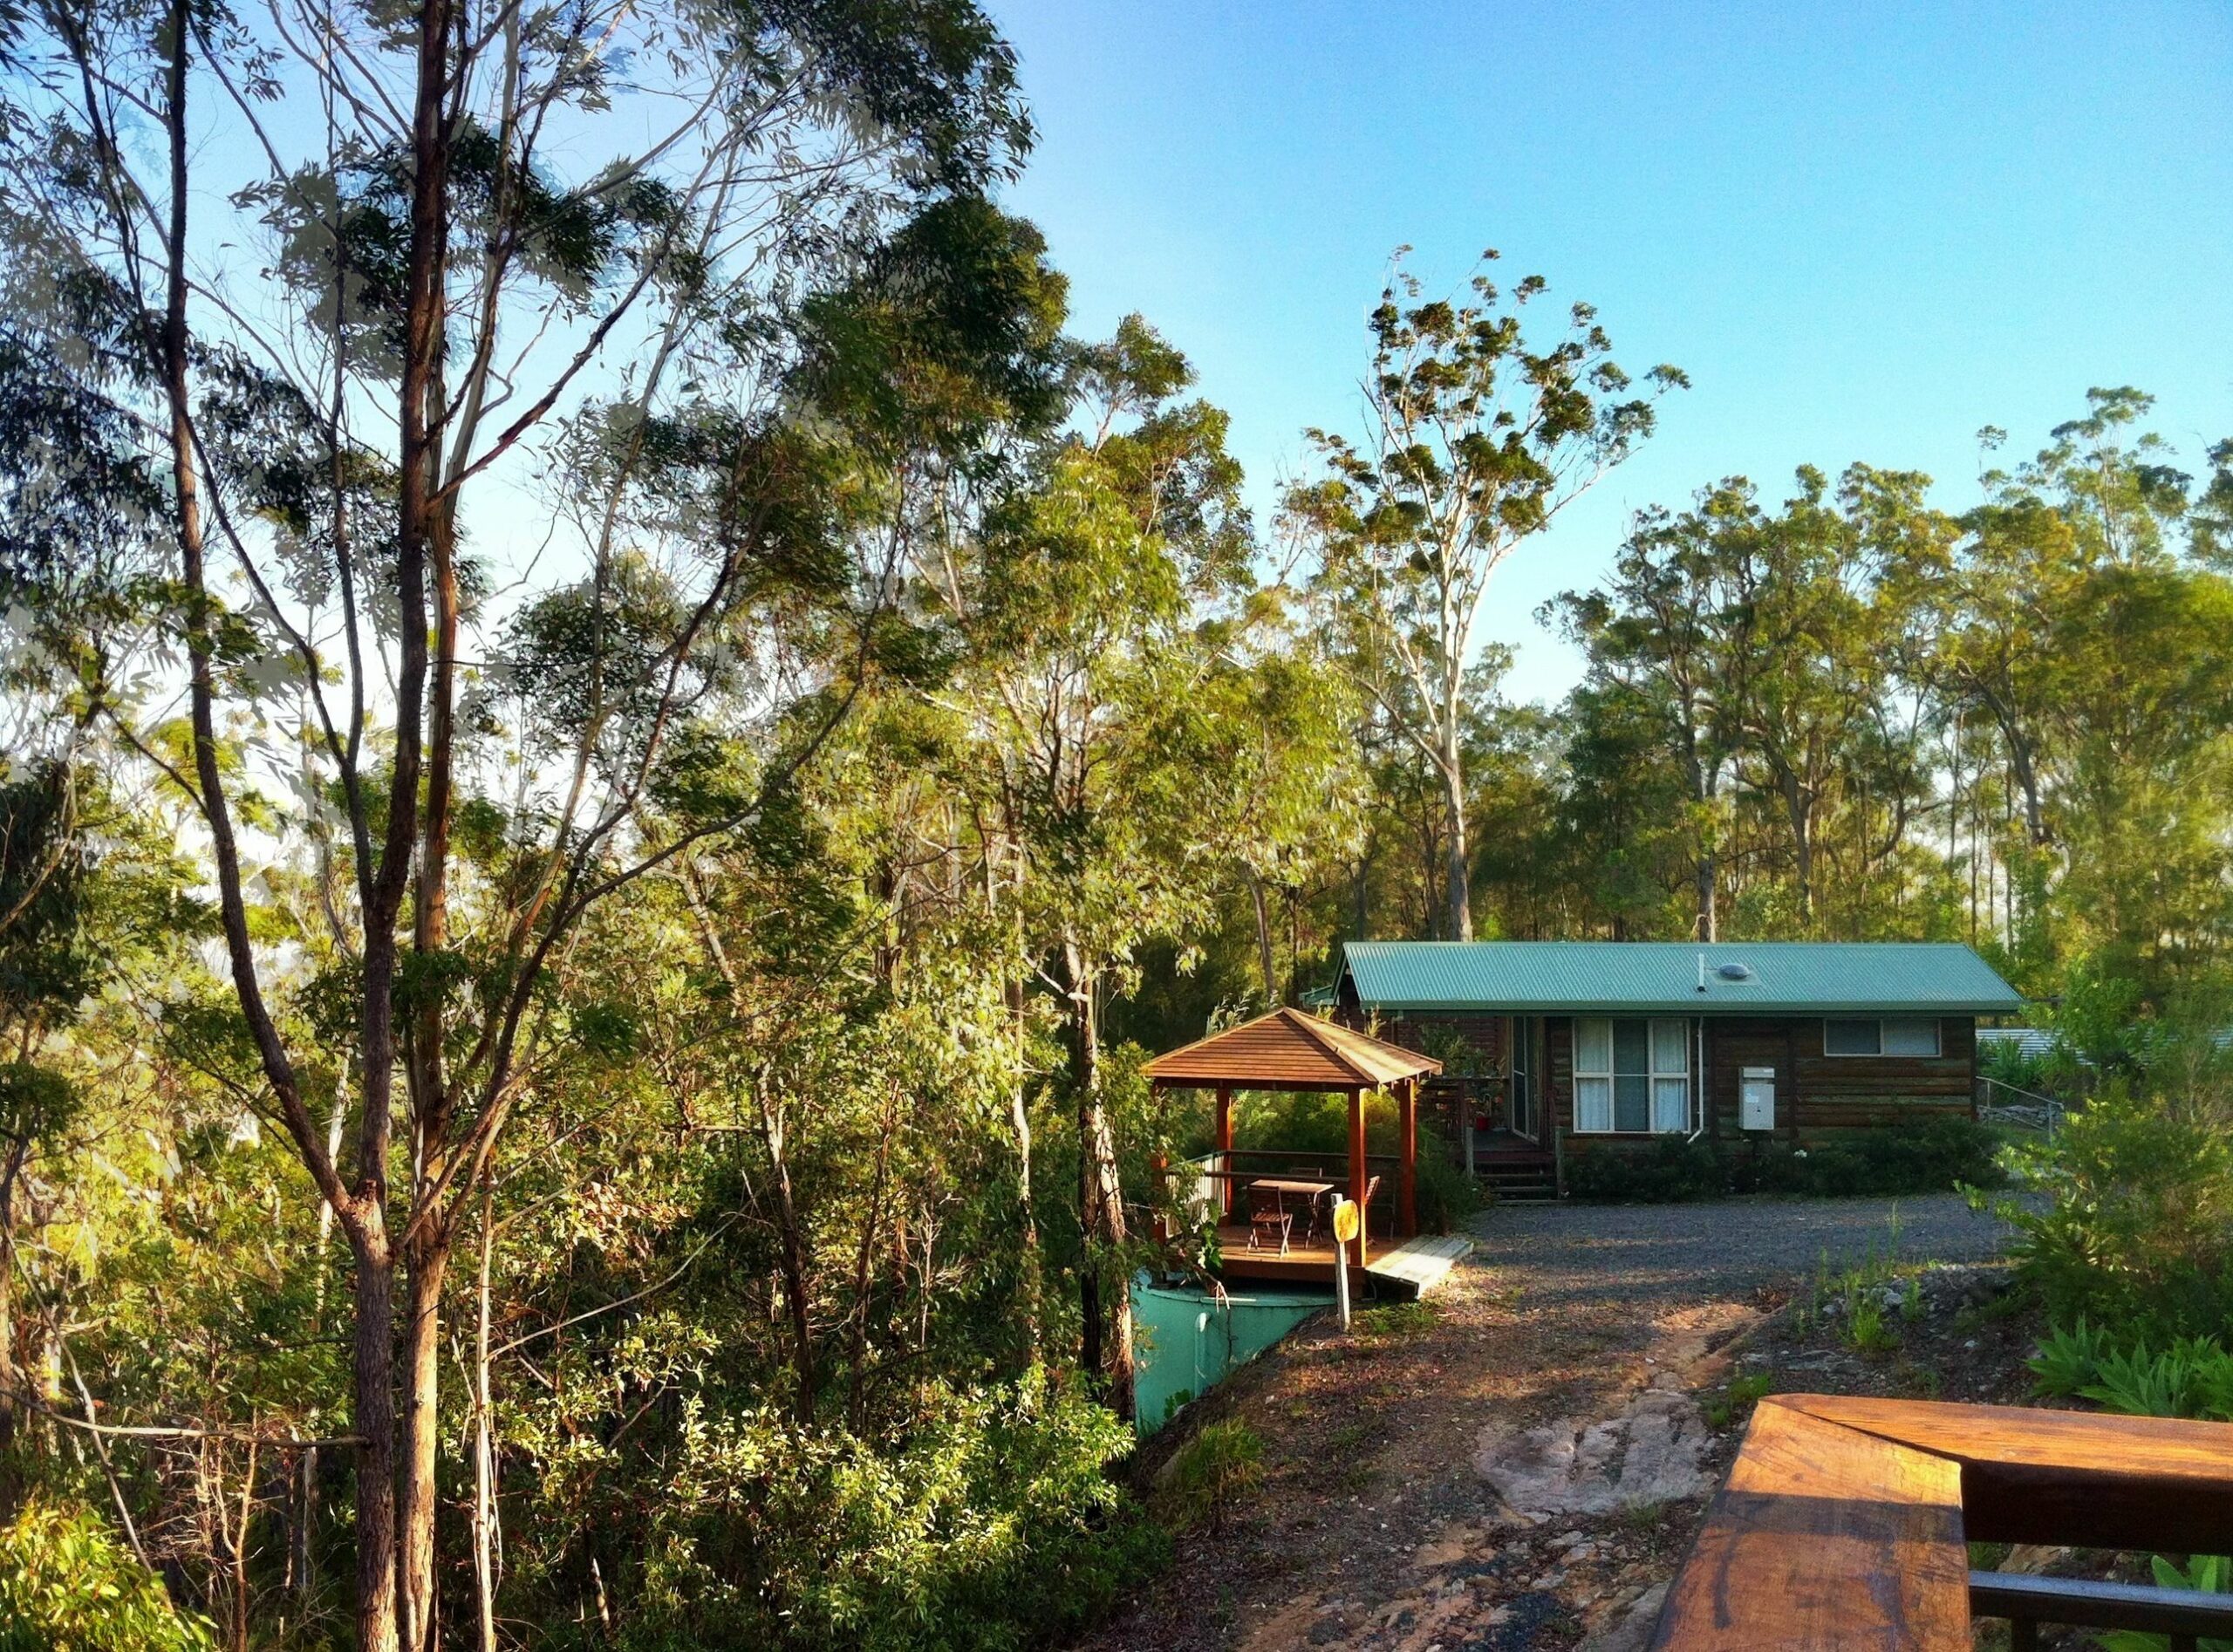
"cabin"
1329,941,2026,1198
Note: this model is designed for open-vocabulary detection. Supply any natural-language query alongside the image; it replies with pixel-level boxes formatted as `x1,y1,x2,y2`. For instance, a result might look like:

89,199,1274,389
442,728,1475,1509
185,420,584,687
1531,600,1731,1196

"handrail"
1970,1570,2233,1649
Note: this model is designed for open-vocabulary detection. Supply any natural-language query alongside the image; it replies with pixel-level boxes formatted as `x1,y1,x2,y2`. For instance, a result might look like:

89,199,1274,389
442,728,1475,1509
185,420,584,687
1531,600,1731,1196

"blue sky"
987,2,2233,703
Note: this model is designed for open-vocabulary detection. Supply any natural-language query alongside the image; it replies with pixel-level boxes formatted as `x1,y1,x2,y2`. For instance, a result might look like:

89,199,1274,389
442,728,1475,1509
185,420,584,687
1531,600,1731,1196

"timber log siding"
1352,1011,1977,1164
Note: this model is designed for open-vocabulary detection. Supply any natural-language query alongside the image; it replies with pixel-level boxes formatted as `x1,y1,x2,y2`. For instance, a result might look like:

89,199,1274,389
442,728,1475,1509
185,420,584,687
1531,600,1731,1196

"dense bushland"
0,0,2229,1642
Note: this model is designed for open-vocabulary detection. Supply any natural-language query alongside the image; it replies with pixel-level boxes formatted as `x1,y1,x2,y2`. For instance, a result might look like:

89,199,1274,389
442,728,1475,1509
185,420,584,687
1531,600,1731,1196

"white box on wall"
1740,1067,1776,1131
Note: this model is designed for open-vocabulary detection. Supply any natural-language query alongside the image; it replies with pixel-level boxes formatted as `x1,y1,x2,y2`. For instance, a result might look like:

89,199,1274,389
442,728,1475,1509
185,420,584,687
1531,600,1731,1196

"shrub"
0,1498,215,1652
1412,1125,1478,1232
1988,1082,2233,1341
1565,1136,1724,1203
1567,1116,2002,1204
2028,1318,2115,1397
616,1369,1167,1652
1155,1420,1263,1533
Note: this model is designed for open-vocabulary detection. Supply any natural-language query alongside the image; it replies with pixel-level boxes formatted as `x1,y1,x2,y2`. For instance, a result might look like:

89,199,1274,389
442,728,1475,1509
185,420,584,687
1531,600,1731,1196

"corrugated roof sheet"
1146,1007,1441,1089
1340,941,2025,1015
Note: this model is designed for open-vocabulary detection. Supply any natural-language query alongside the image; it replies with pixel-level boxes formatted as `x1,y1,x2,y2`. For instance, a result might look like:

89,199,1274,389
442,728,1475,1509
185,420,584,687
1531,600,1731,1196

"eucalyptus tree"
1552,491,1757,939
0,0,1035,1644
1288,251,1683,939
919,318,1352,1412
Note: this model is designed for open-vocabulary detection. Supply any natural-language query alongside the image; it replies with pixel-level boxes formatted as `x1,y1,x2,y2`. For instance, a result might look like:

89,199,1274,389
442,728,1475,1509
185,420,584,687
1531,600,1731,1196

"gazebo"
1146,1007,1444,1286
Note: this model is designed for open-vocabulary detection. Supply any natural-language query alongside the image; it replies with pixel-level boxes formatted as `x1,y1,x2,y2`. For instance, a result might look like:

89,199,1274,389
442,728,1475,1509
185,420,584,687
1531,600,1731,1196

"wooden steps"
1477,1150,1558,1204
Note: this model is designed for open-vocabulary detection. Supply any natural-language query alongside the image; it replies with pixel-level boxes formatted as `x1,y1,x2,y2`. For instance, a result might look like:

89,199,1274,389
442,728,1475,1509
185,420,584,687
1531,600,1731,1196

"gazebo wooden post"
1347,1085,1369,1267
1214,1085,1234,1220
1398,1077,1418,1239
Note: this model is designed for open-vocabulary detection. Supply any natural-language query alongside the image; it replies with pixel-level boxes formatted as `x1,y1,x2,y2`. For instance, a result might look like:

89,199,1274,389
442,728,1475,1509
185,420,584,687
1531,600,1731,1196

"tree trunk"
1682,741,1718,942
1441,746,1473,943
398,1225,449,1652
471,1185,498,1652
1248,875,1279,1005
1006,968,1041,1360
0,1147,20,1523
349,1230,399,1652
1062,939,1132,1416
755,1082,818,1425
1779,768,1814,925
294,1067,351,1603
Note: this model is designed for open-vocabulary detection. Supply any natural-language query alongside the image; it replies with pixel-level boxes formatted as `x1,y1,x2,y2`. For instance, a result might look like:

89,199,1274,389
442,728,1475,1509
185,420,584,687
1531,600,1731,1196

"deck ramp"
1365,1232,1474,1299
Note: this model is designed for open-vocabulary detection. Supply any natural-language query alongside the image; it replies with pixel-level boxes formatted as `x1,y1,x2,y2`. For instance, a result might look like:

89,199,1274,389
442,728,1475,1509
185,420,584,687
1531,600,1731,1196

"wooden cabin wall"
1339,1006,1979,1163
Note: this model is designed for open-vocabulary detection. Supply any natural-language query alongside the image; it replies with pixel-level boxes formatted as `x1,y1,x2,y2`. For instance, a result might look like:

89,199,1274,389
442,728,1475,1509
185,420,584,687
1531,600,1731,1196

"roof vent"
1717,962,1755,982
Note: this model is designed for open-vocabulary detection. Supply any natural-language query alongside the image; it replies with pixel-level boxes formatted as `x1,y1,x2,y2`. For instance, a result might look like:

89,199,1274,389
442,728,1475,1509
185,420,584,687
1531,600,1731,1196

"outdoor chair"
1245,1184,1293,1255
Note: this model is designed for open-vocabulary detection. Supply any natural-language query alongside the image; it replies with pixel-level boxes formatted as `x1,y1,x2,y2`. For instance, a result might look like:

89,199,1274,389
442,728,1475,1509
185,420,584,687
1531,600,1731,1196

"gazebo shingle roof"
1145,1007,1440,1090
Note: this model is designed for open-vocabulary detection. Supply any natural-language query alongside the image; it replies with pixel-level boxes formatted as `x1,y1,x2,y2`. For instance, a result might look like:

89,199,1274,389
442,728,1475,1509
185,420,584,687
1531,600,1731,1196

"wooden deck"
1212,1224,1473,1300
1650,1395,2233,1649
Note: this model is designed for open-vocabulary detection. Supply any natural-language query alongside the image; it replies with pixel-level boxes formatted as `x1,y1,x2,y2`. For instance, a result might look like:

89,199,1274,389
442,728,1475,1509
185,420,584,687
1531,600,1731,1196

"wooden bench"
1649,1395,2233,1649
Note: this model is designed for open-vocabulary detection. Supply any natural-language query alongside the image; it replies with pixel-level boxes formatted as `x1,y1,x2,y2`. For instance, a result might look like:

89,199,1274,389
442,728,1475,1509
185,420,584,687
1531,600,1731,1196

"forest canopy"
0,1,2229,1648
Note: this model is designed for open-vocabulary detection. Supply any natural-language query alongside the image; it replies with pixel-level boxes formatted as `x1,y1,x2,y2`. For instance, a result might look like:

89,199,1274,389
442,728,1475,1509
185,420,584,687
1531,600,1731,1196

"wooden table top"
1248,1178,1334,1197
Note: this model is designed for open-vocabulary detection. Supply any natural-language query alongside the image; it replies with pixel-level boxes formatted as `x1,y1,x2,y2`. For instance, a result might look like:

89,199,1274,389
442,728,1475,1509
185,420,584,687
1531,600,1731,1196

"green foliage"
1565,1118,2003,1204
2030,1325,2233,1422
1351,1300,1438,1342
1155,1419,1264,1533
1702,1373,1774,1430
1987,1080,2233,1341
1730,1116,2006,1198
2027,1317,2116,1396
0,1498,216,1652
1411,1124,1479,1233
618,1373,1162,1652
1844,1291,1898,1354
2098,1554,2233,1652
1565,1136,1726,1203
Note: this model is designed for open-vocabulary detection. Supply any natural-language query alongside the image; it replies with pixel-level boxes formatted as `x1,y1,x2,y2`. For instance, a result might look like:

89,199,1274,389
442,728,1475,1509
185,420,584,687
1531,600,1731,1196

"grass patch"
1157,1421,1265,1533
1351,1300,1439,1342
1702,1372,1773,1430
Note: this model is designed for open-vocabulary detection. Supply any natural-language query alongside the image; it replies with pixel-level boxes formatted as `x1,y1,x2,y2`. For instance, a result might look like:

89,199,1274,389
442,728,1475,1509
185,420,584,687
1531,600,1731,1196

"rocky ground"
1078,1192,2031,1652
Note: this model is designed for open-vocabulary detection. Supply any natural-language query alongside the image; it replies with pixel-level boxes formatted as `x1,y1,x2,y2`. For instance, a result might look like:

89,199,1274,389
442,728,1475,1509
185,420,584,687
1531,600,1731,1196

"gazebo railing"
1167,1149,1405,1235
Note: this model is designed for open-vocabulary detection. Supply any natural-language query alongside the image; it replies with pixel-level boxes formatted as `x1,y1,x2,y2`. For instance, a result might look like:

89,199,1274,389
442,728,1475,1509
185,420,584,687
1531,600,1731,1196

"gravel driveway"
1468,1191,2018,1307
1081,1192,2023,1652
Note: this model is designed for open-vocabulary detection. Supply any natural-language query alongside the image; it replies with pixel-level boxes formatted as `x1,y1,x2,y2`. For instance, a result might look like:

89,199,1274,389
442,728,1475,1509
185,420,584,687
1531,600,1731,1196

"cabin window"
1574,1016,1690,1132
1824,1018,1942,1058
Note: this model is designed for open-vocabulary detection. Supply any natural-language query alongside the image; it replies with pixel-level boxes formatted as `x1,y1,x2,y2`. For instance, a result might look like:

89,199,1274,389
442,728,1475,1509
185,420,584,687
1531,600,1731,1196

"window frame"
1822,1017,1943,1059
1573,1015,1691,1135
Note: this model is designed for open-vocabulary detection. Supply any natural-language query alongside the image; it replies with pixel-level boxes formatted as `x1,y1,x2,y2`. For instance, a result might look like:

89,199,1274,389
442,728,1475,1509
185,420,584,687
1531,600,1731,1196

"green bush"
0,1498,215,1652
1154,1419,1263,1533
2029,1325,2233,1421
2099,1554,2231,1652
1730,1116,2004,1198
1412,1124,1478,1232
1988,1082,2233,1341
1566,1116,2002,1204
616,1370,1166,1652
1565,1136,1725,1203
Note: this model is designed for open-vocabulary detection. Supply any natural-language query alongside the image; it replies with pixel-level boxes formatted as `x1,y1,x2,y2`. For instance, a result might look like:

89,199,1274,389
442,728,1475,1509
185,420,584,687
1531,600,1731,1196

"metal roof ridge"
1275,1005,1380,1083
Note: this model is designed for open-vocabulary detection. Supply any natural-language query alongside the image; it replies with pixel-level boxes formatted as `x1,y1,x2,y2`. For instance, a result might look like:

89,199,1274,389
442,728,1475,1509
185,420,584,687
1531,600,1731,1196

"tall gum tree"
922,318,1351,1412
0,2,1034,1645
1287,251,1683,941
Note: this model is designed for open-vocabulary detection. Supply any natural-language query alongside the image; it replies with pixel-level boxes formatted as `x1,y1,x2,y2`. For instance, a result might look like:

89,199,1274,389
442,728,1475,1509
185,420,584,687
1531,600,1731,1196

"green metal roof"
1339,941,2025,1016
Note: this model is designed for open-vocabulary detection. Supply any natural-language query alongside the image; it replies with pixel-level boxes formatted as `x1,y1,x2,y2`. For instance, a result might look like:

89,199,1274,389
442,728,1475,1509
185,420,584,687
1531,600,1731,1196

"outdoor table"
1246,1177,1335,1241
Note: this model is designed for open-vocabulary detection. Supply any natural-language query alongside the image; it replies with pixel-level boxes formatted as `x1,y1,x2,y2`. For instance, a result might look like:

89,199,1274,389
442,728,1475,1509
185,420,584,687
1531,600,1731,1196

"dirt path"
1081,1194,2017,1652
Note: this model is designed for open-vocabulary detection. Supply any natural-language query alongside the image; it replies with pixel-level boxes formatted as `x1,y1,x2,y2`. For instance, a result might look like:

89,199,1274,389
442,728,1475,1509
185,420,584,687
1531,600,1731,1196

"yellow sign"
1332,1199,1361,1245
